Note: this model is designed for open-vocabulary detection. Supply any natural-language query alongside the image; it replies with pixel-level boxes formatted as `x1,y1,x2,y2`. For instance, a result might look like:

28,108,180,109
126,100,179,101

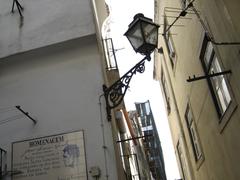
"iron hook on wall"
11,0,24,17
186,70,232,83
15,105,37,124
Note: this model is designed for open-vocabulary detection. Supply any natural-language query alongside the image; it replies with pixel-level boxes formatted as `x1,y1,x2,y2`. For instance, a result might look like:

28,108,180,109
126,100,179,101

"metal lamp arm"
103,54,151,121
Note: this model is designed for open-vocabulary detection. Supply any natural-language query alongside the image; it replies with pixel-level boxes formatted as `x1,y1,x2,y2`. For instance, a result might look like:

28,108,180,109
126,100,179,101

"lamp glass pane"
142,22,158,46
126,22,144,50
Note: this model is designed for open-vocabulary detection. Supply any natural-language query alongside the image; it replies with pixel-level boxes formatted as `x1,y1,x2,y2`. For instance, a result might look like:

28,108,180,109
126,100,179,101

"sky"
106,0,181,179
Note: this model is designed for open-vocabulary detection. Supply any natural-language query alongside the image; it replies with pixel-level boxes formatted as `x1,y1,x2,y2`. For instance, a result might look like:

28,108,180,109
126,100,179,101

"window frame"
179,0,189,10
176,141,189,180
199,35,237,131
185,103,204,169
160,68,171,114
163,15,177,68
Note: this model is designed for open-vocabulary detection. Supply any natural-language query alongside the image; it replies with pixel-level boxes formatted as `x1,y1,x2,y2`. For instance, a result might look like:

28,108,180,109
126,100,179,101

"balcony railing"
103,38,118,70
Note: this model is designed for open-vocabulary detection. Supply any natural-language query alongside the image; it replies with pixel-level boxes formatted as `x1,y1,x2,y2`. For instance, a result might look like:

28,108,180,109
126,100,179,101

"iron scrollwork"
103,55,151,121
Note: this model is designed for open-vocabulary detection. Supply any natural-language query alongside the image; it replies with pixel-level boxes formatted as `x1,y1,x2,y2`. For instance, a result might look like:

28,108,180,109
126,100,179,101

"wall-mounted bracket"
186,70,232,82
116,134,153,143
164,1,240,45
15,106,37,124
103,55,151,121
11,0,24,17
163,0,195,36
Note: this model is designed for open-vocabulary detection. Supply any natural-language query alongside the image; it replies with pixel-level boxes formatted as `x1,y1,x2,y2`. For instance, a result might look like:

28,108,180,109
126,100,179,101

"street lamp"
124,13,159,56
103,13,159,121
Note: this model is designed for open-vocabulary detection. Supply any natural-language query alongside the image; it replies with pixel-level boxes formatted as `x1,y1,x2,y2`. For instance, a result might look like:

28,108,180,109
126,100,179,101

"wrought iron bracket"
186,70,232,82
103,55,151,121
11,0,24,17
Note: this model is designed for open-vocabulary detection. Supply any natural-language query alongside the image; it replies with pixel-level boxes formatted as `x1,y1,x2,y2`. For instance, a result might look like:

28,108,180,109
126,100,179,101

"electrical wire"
164,0,240,45
0,106,15,113
164,0,196,34
0,114,25,126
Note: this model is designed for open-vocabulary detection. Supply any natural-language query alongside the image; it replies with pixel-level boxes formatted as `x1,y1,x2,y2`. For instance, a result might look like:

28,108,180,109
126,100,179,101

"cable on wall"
98,94,109,180
0,105,37,126
0,114,25,126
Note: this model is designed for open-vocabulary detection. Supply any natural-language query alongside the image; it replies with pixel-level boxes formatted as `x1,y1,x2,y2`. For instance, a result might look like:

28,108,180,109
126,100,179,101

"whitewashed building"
0,0,127,179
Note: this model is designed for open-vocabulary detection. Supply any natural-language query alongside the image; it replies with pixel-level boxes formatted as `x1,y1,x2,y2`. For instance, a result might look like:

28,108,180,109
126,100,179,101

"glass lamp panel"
142,22,158,46
126,22,144,51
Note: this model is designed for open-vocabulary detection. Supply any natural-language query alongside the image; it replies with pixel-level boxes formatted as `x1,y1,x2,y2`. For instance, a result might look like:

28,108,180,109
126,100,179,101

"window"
163,16,177,67
179,0,189,9
200,35,234,119
161,69,171,114
185,104,203,161
177,142,188,180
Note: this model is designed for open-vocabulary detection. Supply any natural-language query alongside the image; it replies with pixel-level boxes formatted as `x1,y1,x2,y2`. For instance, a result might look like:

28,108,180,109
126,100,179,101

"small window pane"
168,38,175,55
185,105,202,161
186,108,193,125
161,70,171,113
194,142,200,158
217,88,227,112
190,127,196,140
210,56,221,73
221,79,231,105
204,42,214,68
164,18,176,67
210,56,231,114
142,22,158,45
165,26,170,39
127,23,143,50
180,0,188,9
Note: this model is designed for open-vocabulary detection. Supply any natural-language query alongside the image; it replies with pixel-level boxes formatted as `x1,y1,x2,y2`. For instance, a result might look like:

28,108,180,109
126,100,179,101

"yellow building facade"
154,0,240,179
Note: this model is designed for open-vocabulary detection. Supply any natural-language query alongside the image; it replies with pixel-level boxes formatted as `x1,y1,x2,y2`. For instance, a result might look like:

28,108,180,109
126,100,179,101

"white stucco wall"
0,0,95,58
0,35,117,179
